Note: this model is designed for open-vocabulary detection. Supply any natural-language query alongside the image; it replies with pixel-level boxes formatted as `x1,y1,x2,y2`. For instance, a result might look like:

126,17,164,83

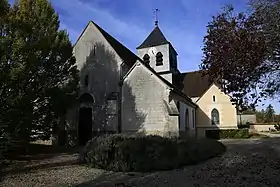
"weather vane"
153,8,160,26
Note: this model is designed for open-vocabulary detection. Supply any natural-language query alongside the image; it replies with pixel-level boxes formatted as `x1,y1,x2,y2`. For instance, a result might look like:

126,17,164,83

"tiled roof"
179,70,213,98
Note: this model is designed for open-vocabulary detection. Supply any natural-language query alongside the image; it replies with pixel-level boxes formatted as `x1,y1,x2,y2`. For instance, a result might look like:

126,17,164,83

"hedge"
206,129,250,139
80,134,226,172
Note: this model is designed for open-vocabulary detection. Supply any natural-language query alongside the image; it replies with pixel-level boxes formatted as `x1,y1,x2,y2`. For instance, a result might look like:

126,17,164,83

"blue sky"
8,0,280,112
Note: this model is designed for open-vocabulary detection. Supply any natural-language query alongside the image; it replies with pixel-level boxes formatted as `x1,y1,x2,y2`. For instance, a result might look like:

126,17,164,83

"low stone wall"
250,123,276,132
121,130,180,138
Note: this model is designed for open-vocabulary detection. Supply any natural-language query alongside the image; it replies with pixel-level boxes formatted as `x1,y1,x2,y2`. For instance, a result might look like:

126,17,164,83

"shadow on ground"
1,143,82,180
2,138,280,186
75,137,280,187
14,143,81,160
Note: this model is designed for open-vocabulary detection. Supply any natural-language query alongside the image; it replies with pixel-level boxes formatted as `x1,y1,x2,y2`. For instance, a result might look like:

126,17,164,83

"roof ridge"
181,70,206,74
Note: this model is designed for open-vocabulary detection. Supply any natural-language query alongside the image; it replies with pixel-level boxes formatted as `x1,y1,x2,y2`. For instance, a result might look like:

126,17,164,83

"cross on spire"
154,8,160,26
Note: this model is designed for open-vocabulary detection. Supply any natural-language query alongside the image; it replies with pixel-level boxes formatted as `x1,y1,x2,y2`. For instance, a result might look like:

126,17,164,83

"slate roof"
74,21,138,67
137,26,169,49
179,70,214,98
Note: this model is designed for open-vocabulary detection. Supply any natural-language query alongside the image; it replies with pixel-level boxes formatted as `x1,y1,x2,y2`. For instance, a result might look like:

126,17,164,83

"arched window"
185,108,189,130
84,74,89,87
143,54,150,64
211,108,220,125
156,52,163,66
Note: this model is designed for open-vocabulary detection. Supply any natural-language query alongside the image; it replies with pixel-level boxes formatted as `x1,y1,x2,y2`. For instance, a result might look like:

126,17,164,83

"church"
64,20,239,146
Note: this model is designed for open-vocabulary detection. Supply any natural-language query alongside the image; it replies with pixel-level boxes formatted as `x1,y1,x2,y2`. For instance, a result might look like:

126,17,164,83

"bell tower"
136,11,179,84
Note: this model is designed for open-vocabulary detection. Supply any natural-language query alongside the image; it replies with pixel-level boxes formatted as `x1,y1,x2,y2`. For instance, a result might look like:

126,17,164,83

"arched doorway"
78,93,94,145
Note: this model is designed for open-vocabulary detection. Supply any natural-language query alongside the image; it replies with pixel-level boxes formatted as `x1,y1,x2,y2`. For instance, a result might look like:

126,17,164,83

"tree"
0,0,11,161
264,104,275,122
200,2,280,109
0,0,79,150
256,109,266,122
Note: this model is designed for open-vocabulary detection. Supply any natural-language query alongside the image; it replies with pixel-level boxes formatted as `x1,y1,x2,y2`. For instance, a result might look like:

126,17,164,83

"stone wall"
122,61,179,136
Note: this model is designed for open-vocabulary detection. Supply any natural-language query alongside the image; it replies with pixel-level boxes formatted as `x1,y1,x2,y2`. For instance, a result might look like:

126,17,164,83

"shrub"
81,134,226,172
206,129,250,139
237,122,251,129
237,124,250,129
274,123,280,131
221,129,250,139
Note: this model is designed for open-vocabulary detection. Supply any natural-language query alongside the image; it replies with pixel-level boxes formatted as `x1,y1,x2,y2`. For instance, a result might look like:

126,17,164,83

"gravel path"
1,138,280,187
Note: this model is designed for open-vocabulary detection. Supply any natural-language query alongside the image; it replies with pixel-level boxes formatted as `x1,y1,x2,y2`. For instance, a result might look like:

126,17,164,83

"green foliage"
256,109,266,122
220,129,251,139
237,123,250,129
200,1,280,108
206,129,251,139
256,105,278,123
264,104,275,122
208,129,268,139
274,123,280,131
0,0,79,158
81,134,226,172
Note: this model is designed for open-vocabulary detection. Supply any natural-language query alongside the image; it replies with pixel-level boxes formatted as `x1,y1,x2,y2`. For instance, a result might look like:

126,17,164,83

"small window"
143,54,150,64
156,52,163,66
84,74,89,87
93,45,97,56
213,95,216,102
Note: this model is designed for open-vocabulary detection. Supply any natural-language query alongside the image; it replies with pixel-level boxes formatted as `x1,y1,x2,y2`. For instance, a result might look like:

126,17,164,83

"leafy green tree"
200,2,280,109
256,109,265,123
264,104,275,122
0,0,79,149
0,0,10,161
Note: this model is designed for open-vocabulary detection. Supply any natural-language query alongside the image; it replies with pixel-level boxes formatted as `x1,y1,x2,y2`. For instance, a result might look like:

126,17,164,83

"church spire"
154,8,159,27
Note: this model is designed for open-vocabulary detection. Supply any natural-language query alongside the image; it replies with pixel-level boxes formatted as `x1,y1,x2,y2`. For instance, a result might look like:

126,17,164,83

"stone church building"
64,21,238,146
